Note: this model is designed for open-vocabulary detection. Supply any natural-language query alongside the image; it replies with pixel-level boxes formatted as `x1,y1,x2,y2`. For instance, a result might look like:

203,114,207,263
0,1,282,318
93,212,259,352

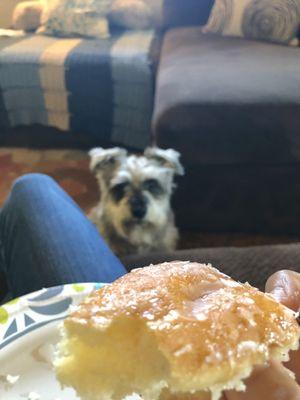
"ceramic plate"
0,282,104,400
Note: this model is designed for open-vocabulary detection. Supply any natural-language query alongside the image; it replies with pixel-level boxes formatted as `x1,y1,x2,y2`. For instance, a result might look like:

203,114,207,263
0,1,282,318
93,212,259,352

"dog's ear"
144,147,184,176
89,147,127,175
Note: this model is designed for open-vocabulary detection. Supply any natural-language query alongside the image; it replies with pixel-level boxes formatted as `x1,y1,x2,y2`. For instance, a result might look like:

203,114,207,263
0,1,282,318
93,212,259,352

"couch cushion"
162,0,214,29
172,163,300,232
153,27,300,165
0,31,160,149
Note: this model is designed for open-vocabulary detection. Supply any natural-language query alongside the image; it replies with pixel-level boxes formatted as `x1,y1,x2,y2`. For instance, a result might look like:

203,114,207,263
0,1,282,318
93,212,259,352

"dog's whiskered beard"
105,184,170,242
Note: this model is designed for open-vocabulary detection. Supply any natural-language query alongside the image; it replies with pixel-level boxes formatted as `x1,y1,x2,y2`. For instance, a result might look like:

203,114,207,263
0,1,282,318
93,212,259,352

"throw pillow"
13,1,44,32
39,0,110,38
202,0,300,46
109,0,163,30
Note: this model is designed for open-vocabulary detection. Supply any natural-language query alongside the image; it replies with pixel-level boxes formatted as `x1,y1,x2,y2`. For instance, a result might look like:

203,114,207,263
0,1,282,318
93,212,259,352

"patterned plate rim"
0,282,104,351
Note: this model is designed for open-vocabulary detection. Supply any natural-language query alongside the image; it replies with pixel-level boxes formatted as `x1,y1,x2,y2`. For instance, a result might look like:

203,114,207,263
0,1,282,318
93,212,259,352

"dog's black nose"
129,195,147,219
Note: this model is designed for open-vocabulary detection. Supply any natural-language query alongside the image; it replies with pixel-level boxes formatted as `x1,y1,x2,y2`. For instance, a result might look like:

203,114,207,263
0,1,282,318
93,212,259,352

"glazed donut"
54,261,300,400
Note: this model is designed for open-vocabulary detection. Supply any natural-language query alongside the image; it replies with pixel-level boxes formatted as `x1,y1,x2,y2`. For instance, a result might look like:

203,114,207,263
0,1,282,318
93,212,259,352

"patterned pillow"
202,0,300,46
39,0,110,38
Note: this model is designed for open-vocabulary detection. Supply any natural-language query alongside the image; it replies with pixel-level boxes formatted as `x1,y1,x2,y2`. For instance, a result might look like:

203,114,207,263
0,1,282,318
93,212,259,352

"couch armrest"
0,0,23,28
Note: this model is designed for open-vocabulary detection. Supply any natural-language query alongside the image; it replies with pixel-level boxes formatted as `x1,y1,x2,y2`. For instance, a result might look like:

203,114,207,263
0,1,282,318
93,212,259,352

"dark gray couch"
152,11,300,234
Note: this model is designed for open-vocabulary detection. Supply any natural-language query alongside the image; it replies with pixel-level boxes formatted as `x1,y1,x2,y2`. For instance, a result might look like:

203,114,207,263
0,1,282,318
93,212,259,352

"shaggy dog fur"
88,147,184,256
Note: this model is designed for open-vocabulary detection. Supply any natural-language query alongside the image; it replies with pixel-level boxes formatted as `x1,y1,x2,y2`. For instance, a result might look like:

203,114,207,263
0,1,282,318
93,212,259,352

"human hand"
223,270,300,400
266,270,300,383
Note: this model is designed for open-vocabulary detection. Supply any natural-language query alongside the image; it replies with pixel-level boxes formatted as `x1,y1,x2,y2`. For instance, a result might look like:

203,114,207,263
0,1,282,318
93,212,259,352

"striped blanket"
0,31,159,149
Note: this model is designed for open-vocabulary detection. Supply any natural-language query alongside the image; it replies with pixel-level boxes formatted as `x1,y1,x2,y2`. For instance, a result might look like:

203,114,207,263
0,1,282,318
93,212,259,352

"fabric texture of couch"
162,0,214,29
0,0,214,150
122,242,300,291
154,27,300,165
1,242,300,302
0,30,160,149
152,26,300,233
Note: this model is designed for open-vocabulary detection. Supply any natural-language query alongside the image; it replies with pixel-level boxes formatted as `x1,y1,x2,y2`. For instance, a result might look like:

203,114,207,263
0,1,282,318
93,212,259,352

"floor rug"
0,148,98,213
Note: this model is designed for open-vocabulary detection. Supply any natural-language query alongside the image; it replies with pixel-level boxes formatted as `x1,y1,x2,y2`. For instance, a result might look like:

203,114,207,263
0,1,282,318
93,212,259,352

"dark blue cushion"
162,0,214,29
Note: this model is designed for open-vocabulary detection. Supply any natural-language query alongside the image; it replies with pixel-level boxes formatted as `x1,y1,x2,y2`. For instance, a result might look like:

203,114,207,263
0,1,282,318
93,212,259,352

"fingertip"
265,270,289,293
225,361,300,400
268,286,289,305
265,270,300,311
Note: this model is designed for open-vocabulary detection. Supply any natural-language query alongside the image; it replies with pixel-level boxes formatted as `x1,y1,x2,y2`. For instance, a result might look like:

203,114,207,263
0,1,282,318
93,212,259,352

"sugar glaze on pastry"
54,262,300,400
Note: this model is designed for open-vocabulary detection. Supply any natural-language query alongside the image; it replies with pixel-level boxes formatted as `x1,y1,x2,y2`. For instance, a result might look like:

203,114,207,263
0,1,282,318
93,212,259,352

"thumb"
265,270,300,384
265,270,300,312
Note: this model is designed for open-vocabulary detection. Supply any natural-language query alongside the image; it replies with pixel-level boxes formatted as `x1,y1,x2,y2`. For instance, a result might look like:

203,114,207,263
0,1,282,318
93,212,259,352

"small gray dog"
88,147,184,256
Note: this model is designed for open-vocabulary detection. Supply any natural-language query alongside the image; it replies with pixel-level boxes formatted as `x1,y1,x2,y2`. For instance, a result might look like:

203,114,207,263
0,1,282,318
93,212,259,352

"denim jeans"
0,174,127,298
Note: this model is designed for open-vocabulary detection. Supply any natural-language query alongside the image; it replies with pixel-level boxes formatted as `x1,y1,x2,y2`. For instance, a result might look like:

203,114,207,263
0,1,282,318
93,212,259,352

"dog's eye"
143,179,163,196
110,182,128,202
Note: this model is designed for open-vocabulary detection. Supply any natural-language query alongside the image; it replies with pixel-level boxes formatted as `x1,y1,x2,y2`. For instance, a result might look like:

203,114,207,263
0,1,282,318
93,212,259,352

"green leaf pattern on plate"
72,284,85,292
0,307,8,325
6,297,19,306
0,283,102,347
